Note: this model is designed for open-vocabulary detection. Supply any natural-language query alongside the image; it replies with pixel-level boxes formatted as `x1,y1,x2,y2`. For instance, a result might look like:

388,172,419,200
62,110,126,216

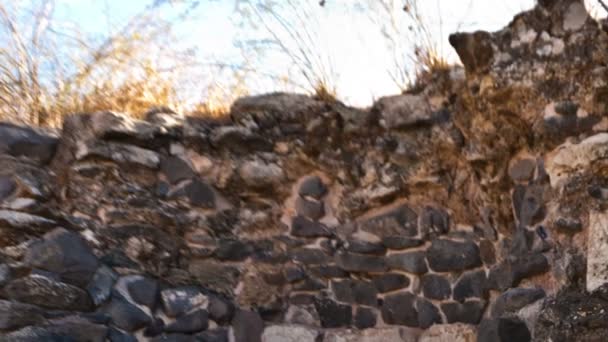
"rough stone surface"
261,325,318,342
427,240,481,272
419,324,477,342
381,292,418,327
1,1,607,339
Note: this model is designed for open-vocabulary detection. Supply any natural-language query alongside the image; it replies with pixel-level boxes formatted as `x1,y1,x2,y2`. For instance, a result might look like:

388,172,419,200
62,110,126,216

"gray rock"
87,265,118,306
427,239,481,272
354,307,377,329
323,327,418,342
298,176,327,199
89,111,159,141
372,273,410,293
0,176,16,201
492,287,545,317
294,197,325,220
25,228,99,288
291,216,331,238
3,274,93,311
417,298,442,329
360,205,418,238
210,126,272,153
373,94,433,129
238,160,284,189
381,292,418,327
127,276,159,310
478,317,531,342
381,236,424,250
313,298,352,328
231,309,264,342
345,239,386,255
440,300,485,324
0,209,56,229
420,206,450,239
3,319,107,342
160,156,195,184
387,251,428,274
230,92,327,127
335,252,388,273
197,328,229,342
420,274,451,300
292,248,329,265
183,179,216,208
332,279,378,306
0,122,58,164
105,297,152,332
75,140,160,168
453,270,488,302
261,325,319,342
207,295,234,324
488,254,549,290
164,309,208,333
161,287,208,318
0,299,45,330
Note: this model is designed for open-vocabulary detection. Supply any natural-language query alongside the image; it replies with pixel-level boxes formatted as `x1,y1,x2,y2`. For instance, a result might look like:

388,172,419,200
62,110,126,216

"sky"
53,0,605,107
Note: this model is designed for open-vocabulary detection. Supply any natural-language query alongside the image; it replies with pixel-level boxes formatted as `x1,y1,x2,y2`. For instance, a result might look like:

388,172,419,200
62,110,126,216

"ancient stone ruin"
1,0,608,341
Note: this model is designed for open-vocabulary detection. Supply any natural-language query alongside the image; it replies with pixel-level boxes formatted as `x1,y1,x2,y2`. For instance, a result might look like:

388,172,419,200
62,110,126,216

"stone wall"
1,0,608,341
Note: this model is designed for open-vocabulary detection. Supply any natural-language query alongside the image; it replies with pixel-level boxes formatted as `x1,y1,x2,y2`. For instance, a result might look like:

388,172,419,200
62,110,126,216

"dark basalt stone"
160,156,195,184
196,328,229,342
381,292,418,327
87,266,118,306
335,252,388,273
309,265,349,278
441,300,486,324
488,254,549,290
109,327,138,342
24,227,99,288
0,176,16,201
298,176,327,199
372,273,410,293
105,297,152,332
127,276,159,309
144,318,165,337
292,248,330,265
295,197,325,220
386,251,428,274
0,299,45,330
332,280,378,306
231,310,264,342
492,287,545,317
420,274,451,300
164,309,209,334
478,317,531,342
381,236,424,250
420,206,450,239
4,320,108,342
3,275,93,311
293,277,327,291
345,239,387,255
291,215,331,238
360,204,419,238
184,179,216,208
453,270,488,302
207,295,235,325
427,239,481,272
0,122,58,165
513,185,546,227
161,287,206,318
417,297,442,329
314,297,352,328
214,239,254,261
354,307,377,329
